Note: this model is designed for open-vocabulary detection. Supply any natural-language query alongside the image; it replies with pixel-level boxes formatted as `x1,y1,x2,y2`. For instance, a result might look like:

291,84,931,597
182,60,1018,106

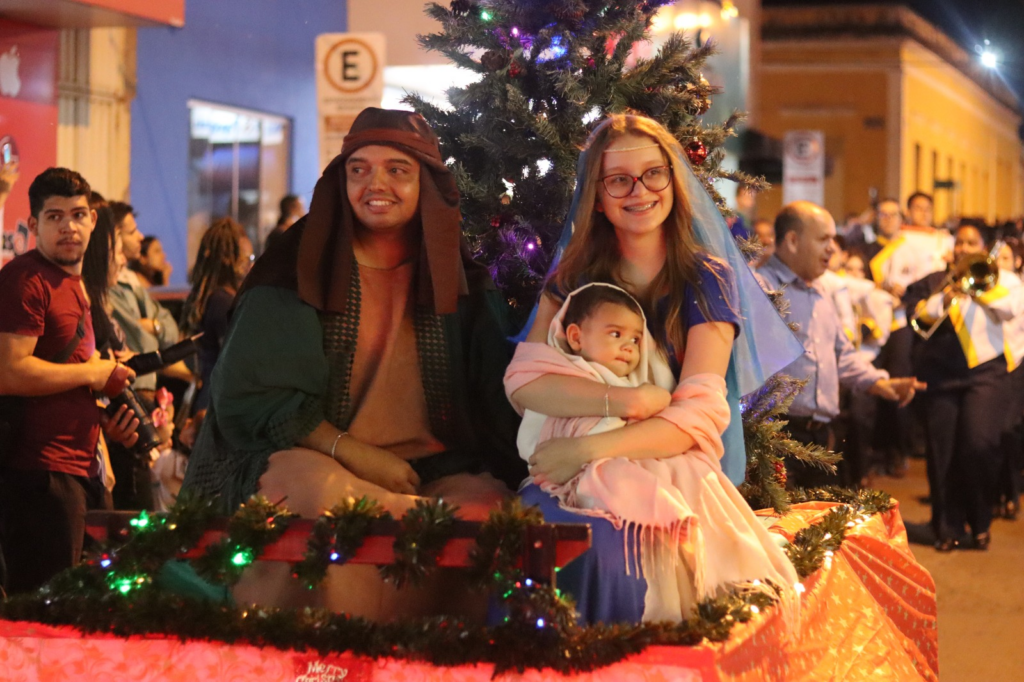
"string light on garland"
231,548,255,567
129,510,151,529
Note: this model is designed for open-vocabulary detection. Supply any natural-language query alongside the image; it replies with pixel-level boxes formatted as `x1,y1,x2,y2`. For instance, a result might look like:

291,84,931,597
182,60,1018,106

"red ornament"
587,57,596,69
509,61,523,78
685,139,708,166
491,216,501,228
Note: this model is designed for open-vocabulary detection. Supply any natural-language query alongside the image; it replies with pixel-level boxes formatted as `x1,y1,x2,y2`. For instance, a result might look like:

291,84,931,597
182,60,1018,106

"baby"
563,285,645,379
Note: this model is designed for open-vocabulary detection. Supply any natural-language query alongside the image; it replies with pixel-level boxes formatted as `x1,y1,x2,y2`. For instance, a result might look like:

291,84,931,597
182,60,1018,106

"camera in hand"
105,387,163,453
107,334,202,454
125,333,203,377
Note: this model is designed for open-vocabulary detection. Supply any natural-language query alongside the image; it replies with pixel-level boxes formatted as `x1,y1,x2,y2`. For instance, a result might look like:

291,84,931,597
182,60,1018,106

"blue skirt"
520,484,647,625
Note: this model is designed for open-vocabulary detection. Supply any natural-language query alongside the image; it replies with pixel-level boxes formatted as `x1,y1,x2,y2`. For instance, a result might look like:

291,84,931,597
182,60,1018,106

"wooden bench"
85,511,592,586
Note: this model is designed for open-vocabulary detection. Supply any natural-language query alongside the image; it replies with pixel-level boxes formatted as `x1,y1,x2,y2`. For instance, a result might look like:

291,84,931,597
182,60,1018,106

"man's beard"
53,254,84,267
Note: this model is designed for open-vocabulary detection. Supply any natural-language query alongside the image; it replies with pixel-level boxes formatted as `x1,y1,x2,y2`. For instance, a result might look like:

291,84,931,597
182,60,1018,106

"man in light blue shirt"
758,201,925,487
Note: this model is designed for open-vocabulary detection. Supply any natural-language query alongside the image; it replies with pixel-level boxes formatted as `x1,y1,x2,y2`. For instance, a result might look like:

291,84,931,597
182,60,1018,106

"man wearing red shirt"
0,168,137,594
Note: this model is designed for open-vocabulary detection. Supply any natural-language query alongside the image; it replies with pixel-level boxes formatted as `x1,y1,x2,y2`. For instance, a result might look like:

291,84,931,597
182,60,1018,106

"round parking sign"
323,38,379,94
785,132,823,163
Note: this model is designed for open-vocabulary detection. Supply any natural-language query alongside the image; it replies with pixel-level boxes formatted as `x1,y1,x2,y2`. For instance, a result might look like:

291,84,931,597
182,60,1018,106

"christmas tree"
409,0,835,510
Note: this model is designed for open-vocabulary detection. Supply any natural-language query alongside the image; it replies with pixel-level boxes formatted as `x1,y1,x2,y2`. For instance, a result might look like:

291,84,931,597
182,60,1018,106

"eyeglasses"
600,166,672,198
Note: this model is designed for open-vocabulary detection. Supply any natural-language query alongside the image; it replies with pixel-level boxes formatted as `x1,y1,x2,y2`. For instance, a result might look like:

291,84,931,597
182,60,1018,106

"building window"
187,101,291,263
914,143,921,192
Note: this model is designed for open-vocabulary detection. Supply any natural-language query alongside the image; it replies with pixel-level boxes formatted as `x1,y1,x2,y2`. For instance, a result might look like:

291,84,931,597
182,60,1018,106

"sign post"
315,33,385,172
782,130,825,207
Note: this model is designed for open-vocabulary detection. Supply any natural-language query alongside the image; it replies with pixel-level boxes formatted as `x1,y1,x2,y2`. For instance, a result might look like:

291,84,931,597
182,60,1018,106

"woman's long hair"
82,192,118,351
180,217,247,335
552,114,723,356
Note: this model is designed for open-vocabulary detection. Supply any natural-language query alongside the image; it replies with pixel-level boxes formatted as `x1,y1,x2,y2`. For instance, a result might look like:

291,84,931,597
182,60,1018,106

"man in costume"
181,108,525,618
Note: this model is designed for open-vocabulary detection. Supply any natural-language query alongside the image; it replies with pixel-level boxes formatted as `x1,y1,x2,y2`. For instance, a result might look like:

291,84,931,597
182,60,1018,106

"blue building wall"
130,1,347,284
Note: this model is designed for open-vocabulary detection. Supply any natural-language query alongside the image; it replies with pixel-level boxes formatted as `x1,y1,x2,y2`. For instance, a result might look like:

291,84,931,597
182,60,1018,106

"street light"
977,40,998,69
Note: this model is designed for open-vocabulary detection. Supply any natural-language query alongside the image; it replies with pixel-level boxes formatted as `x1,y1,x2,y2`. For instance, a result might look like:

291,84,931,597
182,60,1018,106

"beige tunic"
345,262,445,461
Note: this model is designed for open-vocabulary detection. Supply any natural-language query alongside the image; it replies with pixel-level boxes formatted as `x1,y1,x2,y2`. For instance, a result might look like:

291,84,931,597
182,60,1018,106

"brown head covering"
244,108,481,315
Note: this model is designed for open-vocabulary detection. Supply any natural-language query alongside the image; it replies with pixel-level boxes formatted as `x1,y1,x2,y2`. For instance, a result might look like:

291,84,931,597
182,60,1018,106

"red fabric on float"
0,502,937,682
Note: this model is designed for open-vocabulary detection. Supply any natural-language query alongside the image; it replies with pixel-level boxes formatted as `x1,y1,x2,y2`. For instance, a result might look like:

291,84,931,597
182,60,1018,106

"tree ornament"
481,50,509,72
450,0,474,17
509,61,523,78
586,56,596,69
685,139,708,166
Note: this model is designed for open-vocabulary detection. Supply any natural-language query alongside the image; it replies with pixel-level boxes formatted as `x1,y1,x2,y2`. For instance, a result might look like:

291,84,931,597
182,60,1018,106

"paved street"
875,459,1024,681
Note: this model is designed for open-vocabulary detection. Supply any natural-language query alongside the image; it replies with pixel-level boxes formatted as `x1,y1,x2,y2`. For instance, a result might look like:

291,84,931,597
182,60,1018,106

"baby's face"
568,303,644,377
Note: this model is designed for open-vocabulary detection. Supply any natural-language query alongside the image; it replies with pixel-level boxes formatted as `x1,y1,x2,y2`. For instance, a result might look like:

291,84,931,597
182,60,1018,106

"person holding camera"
0,168,139,594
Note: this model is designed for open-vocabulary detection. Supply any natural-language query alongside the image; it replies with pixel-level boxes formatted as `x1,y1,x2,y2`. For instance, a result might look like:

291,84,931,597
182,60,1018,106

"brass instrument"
910,251,1000,340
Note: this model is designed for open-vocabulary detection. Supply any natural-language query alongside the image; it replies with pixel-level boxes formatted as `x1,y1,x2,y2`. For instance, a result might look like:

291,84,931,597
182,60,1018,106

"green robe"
181,276,525,515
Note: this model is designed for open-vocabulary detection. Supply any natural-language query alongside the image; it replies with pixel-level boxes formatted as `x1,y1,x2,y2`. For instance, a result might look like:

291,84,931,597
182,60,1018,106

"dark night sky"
762,0,1024,104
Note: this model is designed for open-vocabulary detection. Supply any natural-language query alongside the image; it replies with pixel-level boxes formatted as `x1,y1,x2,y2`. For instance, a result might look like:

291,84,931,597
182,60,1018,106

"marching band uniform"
904,268,1016,549
869,230,950,475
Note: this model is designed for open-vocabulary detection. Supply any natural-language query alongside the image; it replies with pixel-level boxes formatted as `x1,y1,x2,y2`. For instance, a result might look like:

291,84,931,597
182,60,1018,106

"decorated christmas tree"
409,0,836,510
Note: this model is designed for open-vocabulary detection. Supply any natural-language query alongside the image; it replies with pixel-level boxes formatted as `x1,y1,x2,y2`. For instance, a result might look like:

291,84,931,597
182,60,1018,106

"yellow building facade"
755,5,1023,224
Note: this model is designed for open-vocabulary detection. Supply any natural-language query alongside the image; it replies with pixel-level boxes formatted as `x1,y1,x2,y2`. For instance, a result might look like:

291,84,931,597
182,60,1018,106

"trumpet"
910,251,999,340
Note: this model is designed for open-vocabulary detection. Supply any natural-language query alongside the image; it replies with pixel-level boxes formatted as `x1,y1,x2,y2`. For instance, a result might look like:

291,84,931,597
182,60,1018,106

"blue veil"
522,131,805,484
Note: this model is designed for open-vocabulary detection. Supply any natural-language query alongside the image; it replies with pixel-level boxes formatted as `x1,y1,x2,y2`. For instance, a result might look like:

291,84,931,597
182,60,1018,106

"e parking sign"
316,33,385,171
782,130,825,206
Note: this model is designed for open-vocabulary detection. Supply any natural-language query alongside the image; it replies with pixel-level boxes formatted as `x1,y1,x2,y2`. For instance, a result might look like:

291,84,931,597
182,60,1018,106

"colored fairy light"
480,9,492,22
538,36,567,62
511,27,520,37
536,618,545,628
526,241,536,251
129,510,150,529
231,549,254,567
330,552,340,561
750,604,760,614
100,558,112,568
524,578,533,586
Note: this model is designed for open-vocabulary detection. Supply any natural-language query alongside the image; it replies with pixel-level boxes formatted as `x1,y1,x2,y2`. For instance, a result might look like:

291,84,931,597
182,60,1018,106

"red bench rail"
85,512,592,586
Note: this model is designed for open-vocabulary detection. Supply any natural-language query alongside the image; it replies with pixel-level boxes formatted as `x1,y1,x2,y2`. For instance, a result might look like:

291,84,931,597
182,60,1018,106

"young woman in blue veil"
506,114,804,625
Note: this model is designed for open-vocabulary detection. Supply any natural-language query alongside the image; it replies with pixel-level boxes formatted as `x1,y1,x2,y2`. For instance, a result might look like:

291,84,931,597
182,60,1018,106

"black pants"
925,360,1007,541
784,417,840,489
875,326,915,470
996,365,1024,506
0,469,105,594
109,441,154,511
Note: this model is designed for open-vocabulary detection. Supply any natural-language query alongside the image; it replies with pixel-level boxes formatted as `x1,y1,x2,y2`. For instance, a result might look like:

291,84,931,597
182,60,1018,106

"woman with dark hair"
905,221,1016,550
131,235,172,287
179,217,253,412
82,192,128,360
82,192,147,510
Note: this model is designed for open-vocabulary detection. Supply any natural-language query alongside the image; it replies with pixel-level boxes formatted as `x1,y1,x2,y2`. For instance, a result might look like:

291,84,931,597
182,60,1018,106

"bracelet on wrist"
603,386,611,419
329,431,347,461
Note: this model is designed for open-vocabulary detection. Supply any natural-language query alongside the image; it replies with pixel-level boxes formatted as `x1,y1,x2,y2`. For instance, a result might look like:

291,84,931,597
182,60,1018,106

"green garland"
380,499,458,588
0,489,895,674
292,497,391,588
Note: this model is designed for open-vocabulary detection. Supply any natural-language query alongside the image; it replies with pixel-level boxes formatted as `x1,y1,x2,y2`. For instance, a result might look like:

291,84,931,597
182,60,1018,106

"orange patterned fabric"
0,502,937,682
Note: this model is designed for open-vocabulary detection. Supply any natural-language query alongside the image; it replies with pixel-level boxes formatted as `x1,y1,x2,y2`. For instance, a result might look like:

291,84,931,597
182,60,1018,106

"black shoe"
934,537,958,552
973,533,991,550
